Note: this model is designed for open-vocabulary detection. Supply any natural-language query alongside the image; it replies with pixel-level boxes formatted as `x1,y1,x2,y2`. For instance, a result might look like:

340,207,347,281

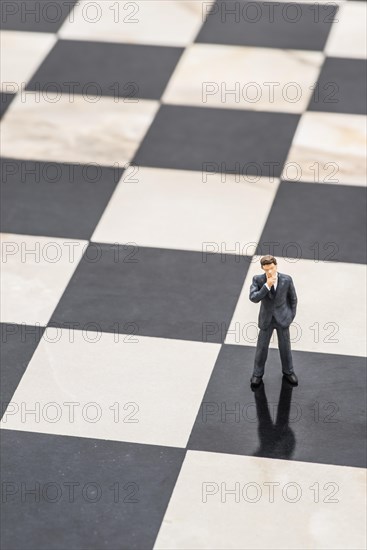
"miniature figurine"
249,255,298,389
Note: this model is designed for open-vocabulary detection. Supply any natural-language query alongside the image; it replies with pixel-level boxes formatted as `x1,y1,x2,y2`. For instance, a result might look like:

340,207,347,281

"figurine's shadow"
252,378,297,460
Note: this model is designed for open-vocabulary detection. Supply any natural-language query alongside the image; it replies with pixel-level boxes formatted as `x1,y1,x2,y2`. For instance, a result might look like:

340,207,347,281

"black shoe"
283,372,298,385
250,375,263,389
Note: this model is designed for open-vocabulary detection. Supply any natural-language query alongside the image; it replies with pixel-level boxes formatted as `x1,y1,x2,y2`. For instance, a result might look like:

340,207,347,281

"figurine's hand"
267,274,276,287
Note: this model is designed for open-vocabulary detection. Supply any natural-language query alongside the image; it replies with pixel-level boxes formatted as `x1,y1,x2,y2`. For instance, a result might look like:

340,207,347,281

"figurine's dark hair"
260,255,277,267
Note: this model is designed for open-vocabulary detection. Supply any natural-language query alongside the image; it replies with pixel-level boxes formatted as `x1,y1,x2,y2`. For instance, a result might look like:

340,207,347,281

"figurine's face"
262,263,277,277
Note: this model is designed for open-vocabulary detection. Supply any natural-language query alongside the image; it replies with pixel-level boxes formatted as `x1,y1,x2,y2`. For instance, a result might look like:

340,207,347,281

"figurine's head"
260,255,277,277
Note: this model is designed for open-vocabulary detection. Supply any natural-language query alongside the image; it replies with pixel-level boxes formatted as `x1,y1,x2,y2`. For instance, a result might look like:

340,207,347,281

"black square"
255,181,367,264
196,0,338,50
0,323,44,418
0,0,78,32
0,430,185,550
0,93,15,119
26,39,183,100
50,244,251,343
188,343,367,468
308,57,367,115
133,105,299,177
0,158,123,240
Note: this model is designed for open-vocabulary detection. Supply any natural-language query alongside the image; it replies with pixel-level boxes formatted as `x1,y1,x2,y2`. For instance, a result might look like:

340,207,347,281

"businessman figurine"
249,255,298,389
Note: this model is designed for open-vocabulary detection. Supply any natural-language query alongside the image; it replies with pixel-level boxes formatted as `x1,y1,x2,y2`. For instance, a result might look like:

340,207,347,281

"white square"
92,166,279,254
225,258,367,358
0,234,87,326
282,112,367,186
325,2,367,59
154,450,366,549
59,0,213,47
0,31,56,94
163,44,324,113
0,91,159,166
0,329,220,448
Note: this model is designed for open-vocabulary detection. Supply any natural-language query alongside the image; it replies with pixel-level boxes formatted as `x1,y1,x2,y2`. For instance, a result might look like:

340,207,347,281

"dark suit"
249,272,297,376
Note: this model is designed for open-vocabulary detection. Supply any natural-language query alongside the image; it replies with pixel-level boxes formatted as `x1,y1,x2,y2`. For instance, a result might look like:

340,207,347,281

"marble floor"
1,1,366,549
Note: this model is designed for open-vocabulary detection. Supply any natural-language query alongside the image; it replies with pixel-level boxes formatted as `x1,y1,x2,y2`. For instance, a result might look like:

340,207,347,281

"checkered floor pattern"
1,1,366,549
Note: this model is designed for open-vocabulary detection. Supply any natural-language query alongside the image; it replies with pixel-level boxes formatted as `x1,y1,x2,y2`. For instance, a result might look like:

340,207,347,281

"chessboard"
1,1,366,549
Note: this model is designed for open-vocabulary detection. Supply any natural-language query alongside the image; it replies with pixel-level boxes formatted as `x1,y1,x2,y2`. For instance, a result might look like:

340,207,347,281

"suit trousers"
253,315,294,377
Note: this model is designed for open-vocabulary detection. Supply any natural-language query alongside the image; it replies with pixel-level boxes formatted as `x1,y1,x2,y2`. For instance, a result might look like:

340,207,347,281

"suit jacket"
249,272,297,329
